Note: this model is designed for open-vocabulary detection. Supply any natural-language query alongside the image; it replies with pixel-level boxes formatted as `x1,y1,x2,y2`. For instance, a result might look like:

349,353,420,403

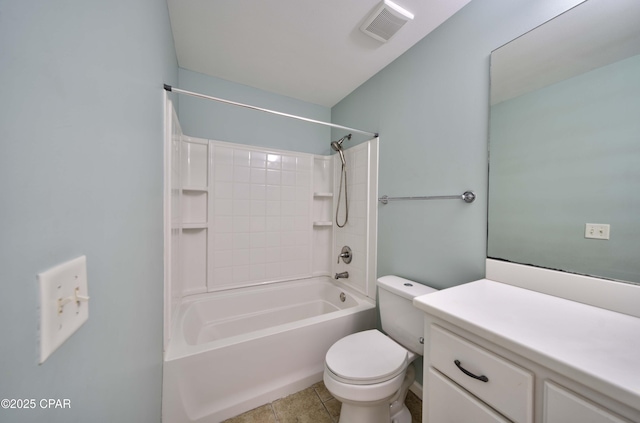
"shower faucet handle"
337,246,352,264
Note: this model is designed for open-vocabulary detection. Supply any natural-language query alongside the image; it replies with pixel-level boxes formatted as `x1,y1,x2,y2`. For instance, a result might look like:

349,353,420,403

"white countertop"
413,279,640,411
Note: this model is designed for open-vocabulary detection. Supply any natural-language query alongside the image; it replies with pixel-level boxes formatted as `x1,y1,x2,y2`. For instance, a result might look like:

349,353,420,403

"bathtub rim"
164,276,375,361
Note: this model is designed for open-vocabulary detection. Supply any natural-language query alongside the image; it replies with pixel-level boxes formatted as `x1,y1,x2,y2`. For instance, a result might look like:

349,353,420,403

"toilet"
323,275,437,423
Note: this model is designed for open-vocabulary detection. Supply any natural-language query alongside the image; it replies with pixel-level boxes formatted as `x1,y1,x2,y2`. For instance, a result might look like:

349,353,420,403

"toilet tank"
377,276,437,355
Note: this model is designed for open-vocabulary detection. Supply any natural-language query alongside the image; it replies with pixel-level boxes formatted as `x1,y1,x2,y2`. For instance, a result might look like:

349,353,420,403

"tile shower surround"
175,136,375,297
210,142,314,290
334,142,370,295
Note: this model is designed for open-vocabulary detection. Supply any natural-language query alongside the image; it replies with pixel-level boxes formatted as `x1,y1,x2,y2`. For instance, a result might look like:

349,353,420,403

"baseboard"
409,380,423,400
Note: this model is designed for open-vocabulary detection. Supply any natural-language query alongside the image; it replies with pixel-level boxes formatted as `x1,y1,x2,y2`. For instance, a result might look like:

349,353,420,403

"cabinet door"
427,368,511,423
544,381,631,423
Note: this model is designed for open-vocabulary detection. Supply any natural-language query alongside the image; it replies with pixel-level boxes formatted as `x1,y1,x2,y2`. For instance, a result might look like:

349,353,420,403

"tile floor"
222,381,422,423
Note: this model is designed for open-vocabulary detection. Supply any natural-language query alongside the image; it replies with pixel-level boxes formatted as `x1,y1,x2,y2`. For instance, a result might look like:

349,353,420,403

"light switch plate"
38,256,89,363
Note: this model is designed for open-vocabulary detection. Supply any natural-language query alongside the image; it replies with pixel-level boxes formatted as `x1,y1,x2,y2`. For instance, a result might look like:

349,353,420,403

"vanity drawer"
428,367,511,423
429,325,534,423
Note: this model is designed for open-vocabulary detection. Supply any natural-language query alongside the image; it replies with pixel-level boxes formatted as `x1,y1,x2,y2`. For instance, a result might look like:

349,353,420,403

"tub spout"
334,271,349,280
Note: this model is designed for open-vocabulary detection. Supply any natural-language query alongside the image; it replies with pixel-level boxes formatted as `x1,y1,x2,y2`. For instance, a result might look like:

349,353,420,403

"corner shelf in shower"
181,187,208,226
182,223,208,230
312,155,334,278
182,186,208,192
179,138,209,295
312,193,333,227
313,192,333,198
313,221,333,227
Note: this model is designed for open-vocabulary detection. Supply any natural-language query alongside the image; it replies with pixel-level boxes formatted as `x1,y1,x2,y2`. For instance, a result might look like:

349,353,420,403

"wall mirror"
488,0,640,285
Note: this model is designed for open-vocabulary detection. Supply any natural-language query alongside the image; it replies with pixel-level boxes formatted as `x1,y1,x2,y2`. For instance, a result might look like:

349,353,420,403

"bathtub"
162,276,376,423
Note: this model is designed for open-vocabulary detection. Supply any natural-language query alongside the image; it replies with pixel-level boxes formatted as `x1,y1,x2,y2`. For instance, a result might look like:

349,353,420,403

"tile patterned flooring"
222,381,422,423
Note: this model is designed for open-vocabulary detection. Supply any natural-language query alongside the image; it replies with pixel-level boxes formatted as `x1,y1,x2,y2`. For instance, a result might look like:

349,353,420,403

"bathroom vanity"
414,273,640,423
424,1,640,420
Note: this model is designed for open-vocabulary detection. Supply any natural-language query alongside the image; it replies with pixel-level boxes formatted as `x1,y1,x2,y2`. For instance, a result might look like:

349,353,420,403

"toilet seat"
325,329,408,385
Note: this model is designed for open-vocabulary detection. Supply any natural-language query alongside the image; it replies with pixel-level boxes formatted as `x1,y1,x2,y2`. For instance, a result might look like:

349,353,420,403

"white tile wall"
334,141,376,297
170,133,378,301
209,141,313,291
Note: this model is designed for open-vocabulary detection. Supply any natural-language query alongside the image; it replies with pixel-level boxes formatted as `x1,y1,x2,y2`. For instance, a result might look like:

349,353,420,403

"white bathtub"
162,276,376,423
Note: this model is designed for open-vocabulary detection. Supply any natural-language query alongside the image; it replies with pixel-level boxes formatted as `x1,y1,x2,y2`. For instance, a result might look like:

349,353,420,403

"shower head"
331,134,351,166
331,134,352,151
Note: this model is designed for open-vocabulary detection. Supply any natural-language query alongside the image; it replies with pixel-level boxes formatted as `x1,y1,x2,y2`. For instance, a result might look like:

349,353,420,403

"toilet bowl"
323,276,436,423
323,330,417,423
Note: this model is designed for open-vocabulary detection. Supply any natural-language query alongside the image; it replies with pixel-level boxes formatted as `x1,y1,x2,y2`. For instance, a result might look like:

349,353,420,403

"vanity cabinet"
544,381,630,423
414,279,640,423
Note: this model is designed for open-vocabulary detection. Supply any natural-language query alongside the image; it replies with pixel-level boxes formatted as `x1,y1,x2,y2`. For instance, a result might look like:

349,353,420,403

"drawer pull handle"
454,360,489,382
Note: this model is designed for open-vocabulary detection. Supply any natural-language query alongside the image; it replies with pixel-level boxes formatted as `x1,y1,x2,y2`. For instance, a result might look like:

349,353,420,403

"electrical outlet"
585,223,610,240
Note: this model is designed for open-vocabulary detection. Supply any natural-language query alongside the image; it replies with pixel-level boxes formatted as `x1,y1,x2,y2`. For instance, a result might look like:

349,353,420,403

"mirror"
488,0,640,285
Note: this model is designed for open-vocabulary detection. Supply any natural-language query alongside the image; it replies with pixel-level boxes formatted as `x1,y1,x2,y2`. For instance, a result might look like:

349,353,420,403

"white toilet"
323,275,437,423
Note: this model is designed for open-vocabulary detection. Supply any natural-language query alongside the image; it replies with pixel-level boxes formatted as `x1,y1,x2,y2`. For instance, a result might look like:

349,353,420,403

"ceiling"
167,0,472,107
491,0,640,105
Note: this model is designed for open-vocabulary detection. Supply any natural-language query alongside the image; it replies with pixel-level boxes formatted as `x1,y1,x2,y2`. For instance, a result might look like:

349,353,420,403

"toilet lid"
325,330,408,385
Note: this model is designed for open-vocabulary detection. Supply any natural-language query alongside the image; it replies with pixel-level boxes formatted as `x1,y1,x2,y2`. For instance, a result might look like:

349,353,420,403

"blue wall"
0,0,177,421
0,0,590,416
332,0,584,290
177,68,331,155
489,54,640,283
331,0,583,383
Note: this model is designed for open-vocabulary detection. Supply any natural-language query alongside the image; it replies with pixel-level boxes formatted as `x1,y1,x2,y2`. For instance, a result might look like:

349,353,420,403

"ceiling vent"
360,0,415,43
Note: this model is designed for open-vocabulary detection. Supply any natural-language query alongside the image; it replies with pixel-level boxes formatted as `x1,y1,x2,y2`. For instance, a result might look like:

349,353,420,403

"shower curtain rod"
164,84,379,138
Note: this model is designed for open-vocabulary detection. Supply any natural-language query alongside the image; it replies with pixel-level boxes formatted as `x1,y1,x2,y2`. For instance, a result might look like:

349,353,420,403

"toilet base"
336,394,413,423
389,364,415,423
334,364,416,423
390,404,412,423
338,400,392,423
